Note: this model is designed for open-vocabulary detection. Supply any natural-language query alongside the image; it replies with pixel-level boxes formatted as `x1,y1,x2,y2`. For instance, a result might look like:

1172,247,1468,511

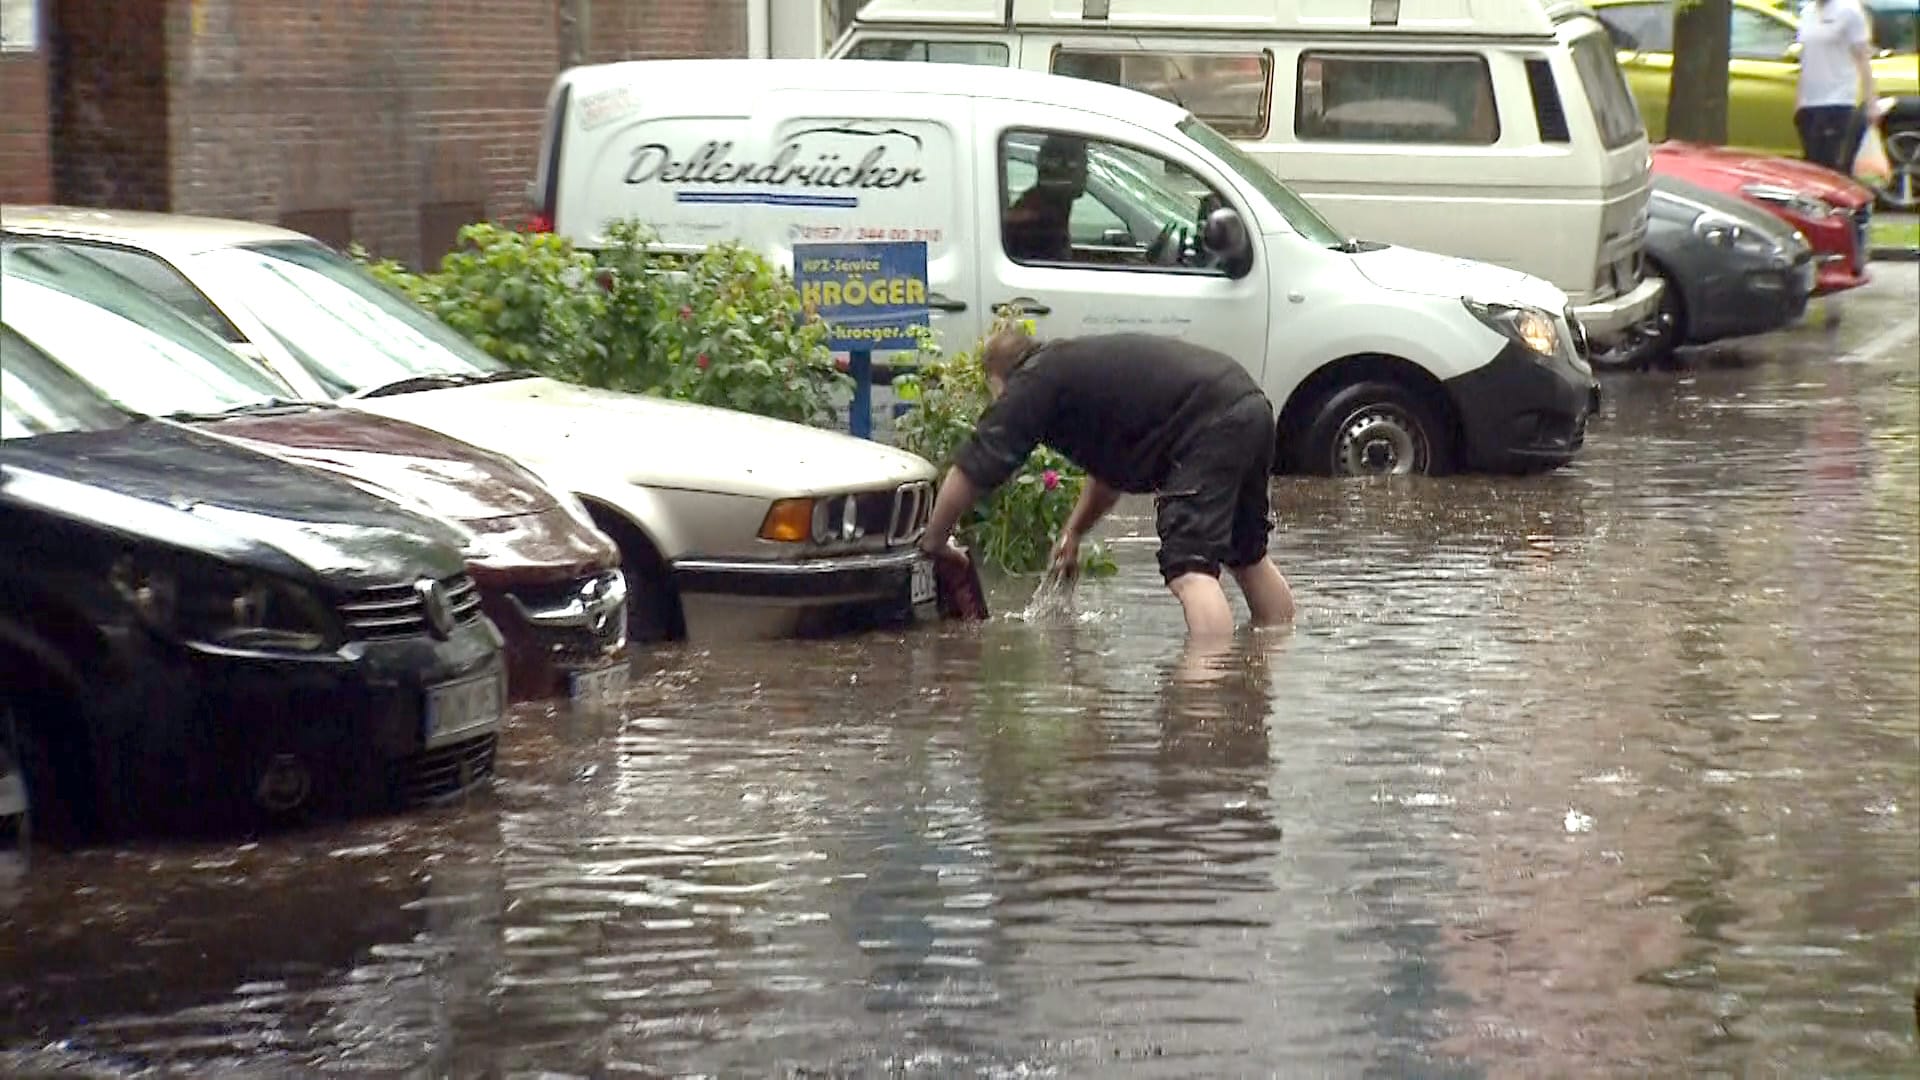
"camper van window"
1593,2,1674,51
998,129,1241,273
843,38,1010,65
1049,49,1273,138
1295,53,1500,145
1569,31,1646,150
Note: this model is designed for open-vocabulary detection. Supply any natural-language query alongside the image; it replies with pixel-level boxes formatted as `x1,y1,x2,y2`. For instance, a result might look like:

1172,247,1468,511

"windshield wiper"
351,369,533,399
162,398,326,422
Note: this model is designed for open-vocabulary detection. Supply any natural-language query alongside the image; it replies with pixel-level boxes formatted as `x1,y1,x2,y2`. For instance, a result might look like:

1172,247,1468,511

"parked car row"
821,0,1890,371
0,207,950,848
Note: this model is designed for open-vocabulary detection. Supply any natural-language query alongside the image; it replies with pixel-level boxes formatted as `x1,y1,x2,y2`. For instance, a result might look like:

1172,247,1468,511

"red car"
1651,141,1876,296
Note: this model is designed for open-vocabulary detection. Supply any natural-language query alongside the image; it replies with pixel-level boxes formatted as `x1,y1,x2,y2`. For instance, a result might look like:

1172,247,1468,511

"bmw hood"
352,377,939,500
1346,243,1571,313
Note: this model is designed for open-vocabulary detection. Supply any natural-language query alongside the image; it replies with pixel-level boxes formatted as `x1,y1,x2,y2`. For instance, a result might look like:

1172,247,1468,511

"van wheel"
1301,380,1453,478
585,510,681,644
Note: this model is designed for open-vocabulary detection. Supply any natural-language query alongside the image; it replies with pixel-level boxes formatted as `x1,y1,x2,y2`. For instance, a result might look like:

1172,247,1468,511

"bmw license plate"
910,556,937,607
425,668,505,749
568,662,629,708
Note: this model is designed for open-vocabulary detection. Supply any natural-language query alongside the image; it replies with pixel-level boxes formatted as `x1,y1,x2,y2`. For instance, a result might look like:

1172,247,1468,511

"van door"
970,100,1272,380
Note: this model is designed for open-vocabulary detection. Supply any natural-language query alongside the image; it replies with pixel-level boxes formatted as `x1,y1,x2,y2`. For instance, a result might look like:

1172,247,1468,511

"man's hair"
980,326,1041,379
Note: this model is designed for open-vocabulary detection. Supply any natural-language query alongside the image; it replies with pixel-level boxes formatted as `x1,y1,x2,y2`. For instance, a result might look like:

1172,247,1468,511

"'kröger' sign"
793,242,929,353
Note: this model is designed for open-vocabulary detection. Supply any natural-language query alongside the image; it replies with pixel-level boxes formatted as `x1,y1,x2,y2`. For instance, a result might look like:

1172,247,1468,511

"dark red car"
2,237,631,704
1652,141,1876,295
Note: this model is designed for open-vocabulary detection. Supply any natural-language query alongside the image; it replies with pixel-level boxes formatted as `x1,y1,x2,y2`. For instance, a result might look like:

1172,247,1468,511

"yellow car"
1591,0,1920,207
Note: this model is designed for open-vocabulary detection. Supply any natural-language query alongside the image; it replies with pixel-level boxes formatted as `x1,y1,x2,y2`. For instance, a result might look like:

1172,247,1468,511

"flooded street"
3,273,1916,1077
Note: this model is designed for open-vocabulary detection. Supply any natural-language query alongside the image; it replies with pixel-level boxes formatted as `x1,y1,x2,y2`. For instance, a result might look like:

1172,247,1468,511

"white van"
827,0,1665,352
530,58,1601,477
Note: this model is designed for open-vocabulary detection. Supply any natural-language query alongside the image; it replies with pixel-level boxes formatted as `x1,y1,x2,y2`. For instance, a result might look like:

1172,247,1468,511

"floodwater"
3,290,1918,1076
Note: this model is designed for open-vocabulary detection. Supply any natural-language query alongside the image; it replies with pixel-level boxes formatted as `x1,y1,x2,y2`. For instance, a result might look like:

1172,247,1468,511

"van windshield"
1177,116,1346,247
1568,26,1645,150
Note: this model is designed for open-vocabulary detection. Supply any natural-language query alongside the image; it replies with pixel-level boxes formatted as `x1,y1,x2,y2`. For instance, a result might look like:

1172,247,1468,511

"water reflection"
1,345,1915,1075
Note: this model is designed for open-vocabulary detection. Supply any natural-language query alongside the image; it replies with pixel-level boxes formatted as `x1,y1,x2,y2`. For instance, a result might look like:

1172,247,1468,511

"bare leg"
1167,572,1236,638
1230,557,1295,626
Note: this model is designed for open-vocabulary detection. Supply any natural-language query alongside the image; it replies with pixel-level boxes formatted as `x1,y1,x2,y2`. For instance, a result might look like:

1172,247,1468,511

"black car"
0,325,507,845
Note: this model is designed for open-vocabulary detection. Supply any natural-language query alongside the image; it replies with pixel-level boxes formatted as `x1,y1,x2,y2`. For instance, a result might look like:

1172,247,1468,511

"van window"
998,129,1236,274
1049,49,1273,138
843,38,1010,65
1524,57,1572,143
1296,53,1500,145
1568,32,1647,151
1594,2,1674,51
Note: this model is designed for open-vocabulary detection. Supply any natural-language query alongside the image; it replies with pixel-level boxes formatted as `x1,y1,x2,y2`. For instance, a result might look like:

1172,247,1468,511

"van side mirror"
1201,207,1253,277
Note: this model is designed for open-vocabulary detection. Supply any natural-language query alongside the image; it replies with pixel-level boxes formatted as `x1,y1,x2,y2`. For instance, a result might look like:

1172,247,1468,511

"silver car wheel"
1878,128,1920,212
1334,405,1429,476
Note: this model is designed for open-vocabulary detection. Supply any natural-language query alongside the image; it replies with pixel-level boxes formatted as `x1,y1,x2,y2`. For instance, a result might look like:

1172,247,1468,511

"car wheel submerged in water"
1301,380,1454,478
1587,276,1683,371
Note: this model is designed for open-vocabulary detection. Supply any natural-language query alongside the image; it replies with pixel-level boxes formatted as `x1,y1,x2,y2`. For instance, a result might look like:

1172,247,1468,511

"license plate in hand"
911,557,937,606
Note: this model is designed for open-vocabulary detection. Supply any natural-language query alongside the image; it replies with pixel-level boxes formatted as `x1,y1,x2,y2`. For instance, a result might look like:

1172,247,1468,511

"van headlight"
1693,212,1776,257
1463,299,1561,357
111,553,341,653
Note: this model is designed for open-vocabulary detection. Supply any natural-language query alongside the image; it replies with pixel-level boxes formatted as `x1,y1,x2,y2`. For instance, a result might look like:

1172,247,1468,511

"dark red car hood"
1652,141,1876,208
201,406,617,583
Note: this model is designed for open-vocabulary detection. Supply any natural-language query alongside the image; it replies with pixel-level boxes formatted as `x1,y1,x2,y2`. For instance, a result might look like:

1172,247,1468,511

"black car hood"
0,419,471,589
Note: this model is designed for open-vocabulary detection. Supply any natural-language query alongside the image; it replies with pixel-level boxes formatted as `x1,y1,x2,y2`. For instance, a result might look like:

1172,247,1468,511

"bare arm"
919,465,982,554
1061,475,1120,541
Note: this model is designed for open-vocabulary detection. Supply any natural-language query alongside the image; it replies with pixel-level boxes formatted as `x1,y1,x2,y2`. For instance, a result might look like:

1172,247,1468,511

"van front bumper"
1570,275,1666,345
1445,341,1600,474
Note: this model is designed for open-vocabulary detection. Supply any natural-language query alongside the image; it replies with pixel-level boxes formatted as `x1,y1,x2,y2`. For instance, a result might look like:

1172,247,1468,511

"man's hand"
920,534,969,567
1047,530,1082,585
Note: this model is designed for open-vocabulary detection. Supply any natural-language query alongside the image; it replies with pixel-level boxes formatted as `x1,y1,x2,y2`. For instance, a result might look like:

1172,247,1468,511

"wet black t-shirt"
952,333,1263,494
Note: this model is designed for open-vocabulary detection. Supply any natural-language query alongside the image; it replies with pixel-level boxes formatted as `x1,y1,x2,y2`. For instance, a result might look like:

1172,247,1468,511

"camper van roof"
850,0,1593,36
555,58,1189,126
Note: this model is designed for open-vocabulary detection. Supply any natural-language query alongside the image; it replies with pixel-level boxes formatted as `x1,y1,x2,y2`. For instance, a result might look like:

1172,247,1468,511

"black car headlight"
1692,213,1778,258
111,553,341,653
1463,299,1561,358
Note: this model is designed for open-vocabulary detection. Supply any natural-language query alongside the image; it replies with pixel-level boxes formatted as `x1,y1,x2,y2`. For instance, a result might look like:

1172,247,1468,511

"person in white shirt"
1795,0,1879,172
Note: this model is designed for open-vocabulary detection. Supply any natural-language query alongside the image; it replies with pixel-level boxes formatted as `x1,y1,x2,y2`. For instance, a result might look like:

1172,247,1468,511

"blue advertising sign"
794,242,929,353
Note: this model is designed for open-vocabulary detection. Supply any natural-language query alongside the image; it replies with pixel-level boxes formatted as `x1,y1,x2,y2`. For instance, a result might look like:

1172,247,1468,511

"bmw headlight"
1740,184,1834,220
1693,212,1777,257
111,553,340,653
1463,299,1561,358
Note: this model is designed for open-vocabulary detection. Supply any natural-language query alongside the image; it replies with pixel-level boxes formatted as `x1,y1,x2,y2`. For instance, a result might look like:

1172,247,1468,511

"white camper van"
530,59,1601,477
827,0,1665,352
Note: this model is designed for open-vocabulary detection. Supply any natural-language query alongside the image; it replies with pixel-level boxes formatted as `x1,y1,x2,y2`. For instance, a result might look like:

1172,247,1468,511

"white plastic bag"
1853,98,1895,185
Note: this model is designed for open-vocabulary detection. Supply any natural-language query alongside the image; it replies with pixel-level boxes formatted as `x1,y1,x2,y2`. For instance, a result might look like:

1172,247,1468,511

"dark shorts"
1154,392,1276,585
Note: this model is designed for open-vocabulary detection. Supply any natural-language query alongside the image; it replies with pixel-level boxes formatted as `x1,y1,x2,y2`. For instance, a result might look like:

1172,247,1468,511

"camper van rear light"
526,212,555,235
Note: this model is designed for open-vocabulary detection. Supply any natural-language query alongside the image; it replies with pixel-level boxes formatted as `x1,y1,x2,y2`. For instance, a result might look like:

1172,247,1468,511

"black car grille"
813,481,933,546
338,574,485,641
405,731,497,804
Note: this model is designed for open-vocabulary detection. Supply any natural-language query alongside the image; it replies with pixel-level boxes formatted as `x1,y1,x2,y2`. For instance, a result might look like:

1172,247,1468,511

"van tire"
1299,380,1454,478
583,508,682,644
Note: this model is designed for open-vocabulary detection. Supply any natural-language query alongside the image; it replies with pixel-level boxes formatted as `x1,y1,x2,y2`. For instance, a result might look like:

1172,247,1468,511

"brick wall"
0,52,52,203
51,0,169,210
589,0,746,63
164,0,746,269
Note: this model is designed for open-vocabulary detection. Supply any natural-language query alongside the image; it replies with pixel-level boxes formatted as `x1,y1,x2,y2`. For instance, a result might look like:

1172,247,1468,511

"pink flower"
679,305,693,321
1042,469,1059,491
697,353,711,370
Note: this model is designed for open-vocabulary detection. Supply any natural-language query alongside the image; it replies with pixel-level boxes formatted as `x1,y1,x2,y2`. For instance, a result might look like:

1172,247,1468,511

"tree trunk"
1668,0,1733,144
